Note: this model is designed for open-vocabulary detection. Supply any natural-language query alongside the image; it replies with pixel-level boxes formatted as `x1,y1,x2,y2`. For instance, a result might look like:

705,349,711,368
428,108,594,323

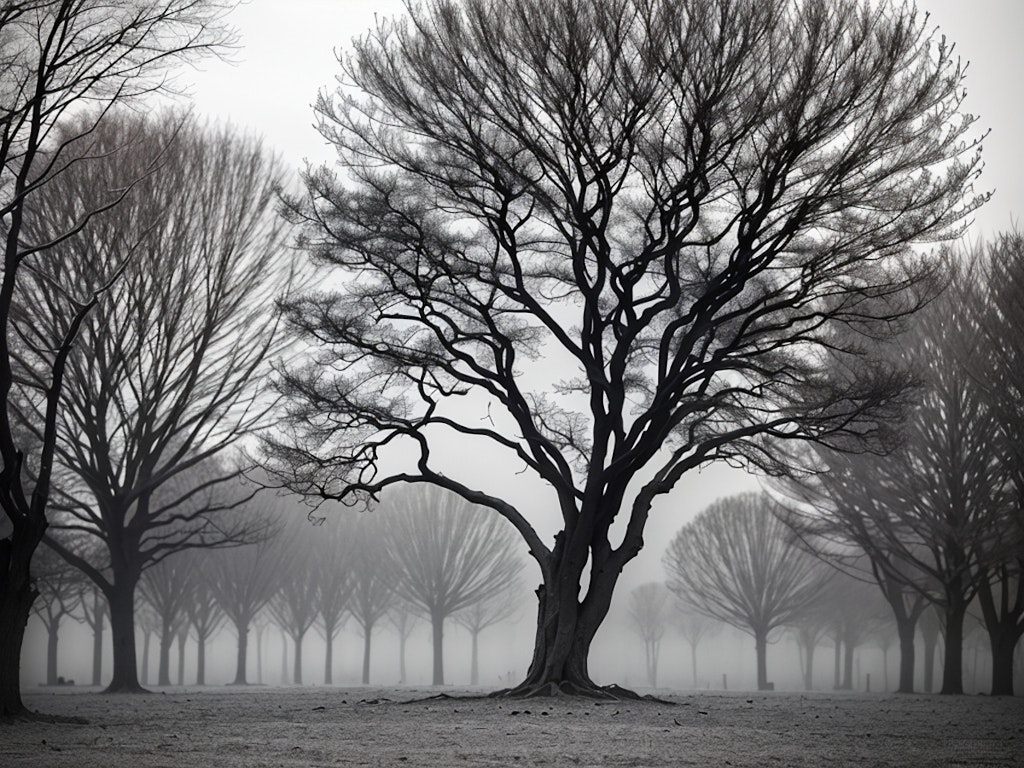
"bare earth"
2,686,1022,767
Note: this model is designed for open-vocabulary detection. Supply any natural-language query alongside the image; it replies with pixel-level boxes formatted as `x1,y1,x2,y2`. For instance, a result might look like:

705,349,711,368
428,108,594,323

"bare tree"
626,582,671,689
263,0,985,697
207,504,292,686
311,519,354,686
29,544,81,686
267,526,320,686
76,584,108,687
381,486,525,686
137,556,193,687
454,576,524,686
664,492,830,690
673,608,718,690
181,551,225,686
12,109,294,693
347,514,395,685
387,603,420,685
0,0,232,719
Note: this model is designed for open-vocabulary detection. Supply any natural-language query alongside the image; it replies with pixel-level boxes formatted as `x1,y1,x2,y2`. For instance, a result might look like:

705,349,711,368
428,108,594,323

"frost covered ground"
2,686,1023,767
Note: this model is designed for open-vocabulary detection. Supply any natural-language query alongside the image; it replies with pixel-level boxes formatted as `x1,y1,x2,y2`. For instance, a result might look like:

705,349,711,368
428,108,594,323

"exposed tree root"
490,680,676,704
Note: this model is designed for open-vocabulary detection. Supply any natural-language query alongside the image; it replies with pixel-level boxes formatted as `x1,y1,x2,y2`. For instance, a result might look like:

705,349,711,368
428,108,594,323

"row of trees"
29,485,527,690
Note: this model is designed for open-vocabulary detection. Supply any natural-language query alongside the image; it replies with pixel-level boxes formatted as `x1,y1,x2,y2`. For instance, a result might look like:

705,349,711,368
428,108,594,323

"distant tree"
387,604,420,685
454,577,524,686
207,504,292,686
29,545,82,686
381,486,524,686
830,578,889,690
14,110,295,694
135,602,161,687
0,0,233,718
181,553,225,686
347,515,395,685
264,0,985,698
626,583,671,689
311,518,355,685
137,556,193,687
673,608,718,690
664,493,830,690
268,526,320,686
76,585,108,687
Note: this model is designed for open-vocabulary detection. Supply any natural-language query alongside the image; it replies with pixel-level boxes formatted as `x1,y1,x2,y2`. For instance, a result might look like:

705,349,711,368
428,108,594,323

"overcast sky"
182,0,1024,583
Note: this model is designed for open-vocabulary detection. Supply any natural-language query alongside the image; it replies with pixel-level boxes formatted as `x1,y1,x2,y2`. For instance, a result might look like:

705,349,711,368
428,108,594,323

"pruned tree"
626,582,671,689
664,492,830,690
263,0,986,698
0,0,232,719
381,486,525,686
12,109,295,694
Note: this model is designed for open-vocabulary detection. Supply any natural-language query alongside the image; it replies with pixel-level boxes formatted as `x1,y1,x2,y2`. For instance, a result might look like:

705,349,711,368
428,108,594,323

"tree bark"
896,618,917,694
940,596,966,695
990,631,1018,696
106,577,145,693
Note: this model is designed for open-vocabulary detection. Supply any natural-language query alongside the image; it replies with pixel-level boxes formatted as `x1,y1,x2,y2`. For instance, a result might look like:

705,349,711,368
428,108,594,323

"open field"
2,686,1023,767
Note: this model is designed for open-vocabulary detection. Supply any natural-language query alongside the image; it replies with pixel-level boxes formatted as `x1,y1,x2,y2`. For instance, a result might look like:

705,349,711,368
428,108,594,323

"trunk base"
103,681,150,694
491,680,668,702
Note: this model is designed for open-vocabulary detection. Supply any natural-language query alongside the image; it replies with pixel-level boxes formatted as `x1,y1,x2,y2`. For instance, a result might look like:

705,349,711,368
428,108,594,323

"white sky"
181,0,1024,587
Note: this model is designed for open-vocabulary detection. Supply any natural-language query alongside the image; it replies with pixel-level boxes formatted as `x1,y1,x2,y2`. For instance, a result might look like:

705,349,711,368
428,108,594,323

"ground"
2,686,1022,767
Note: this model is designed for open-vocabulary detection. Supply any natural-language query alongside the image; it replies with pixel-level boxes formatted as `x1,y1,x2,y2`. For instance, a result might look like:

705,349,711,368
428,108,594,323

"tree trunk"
754,631,770,691
176,626,187,686
650,639,659,689
940,598,966,695
46,621,59,686
0,529,43,717
196,635,206,686
106,576,145,693
399,630,407,685
157,625,173,686
842,641,855,690
801,636,816,691
431,610,445,686
469,628,479,686
292,629,304,686
324,624,334,686
690,642,698,689
255,623,263,685
895,615,917,693
833,633,842,689
361,621,373,685
231,619,249,685
91,593,104,687
279,630,288,685
141,631,151,686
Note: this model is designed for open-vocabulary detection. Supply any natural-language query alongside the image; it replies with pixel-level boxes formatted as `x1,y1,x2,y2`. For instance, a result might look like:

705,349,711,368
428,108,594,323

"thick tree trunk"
91,594,104,687
106,576,145,693
754,631,770,691
46,621,59,686
940,598,966,695
431,610,444,686
895,615,917,693
231,619,249,685
989,628,1019,696
0,524,43,717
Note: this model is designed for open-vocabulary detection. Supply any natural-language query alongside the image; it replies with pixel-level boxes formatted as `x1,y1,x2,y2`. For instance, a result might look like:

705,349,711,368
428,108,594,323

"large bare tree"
664,492,830,690
381,486,525,686
0,0,232,718
264,0,986,697
11,110,294,693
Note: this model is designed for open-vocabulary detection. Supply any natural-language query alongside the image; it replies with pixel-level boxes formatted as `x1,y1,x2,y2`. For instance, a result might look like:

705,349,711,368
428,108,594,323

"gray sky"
183,0,1024,584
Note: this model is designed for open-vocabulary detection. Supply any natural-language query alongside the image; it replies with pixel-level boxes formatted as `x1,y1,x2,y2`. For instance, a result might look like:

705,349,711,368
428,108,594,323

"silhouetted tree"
181,551,225,686
311,517,355,685
664,493,830,690
0,0,232,718
454,576,524,686
138,556,193,687
626,582,671,688
673,608,718,690
381,486,524,686
268,526,320,686
76,585,108,687
264,0,985,697
14,110,295,694
388,604,420,685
